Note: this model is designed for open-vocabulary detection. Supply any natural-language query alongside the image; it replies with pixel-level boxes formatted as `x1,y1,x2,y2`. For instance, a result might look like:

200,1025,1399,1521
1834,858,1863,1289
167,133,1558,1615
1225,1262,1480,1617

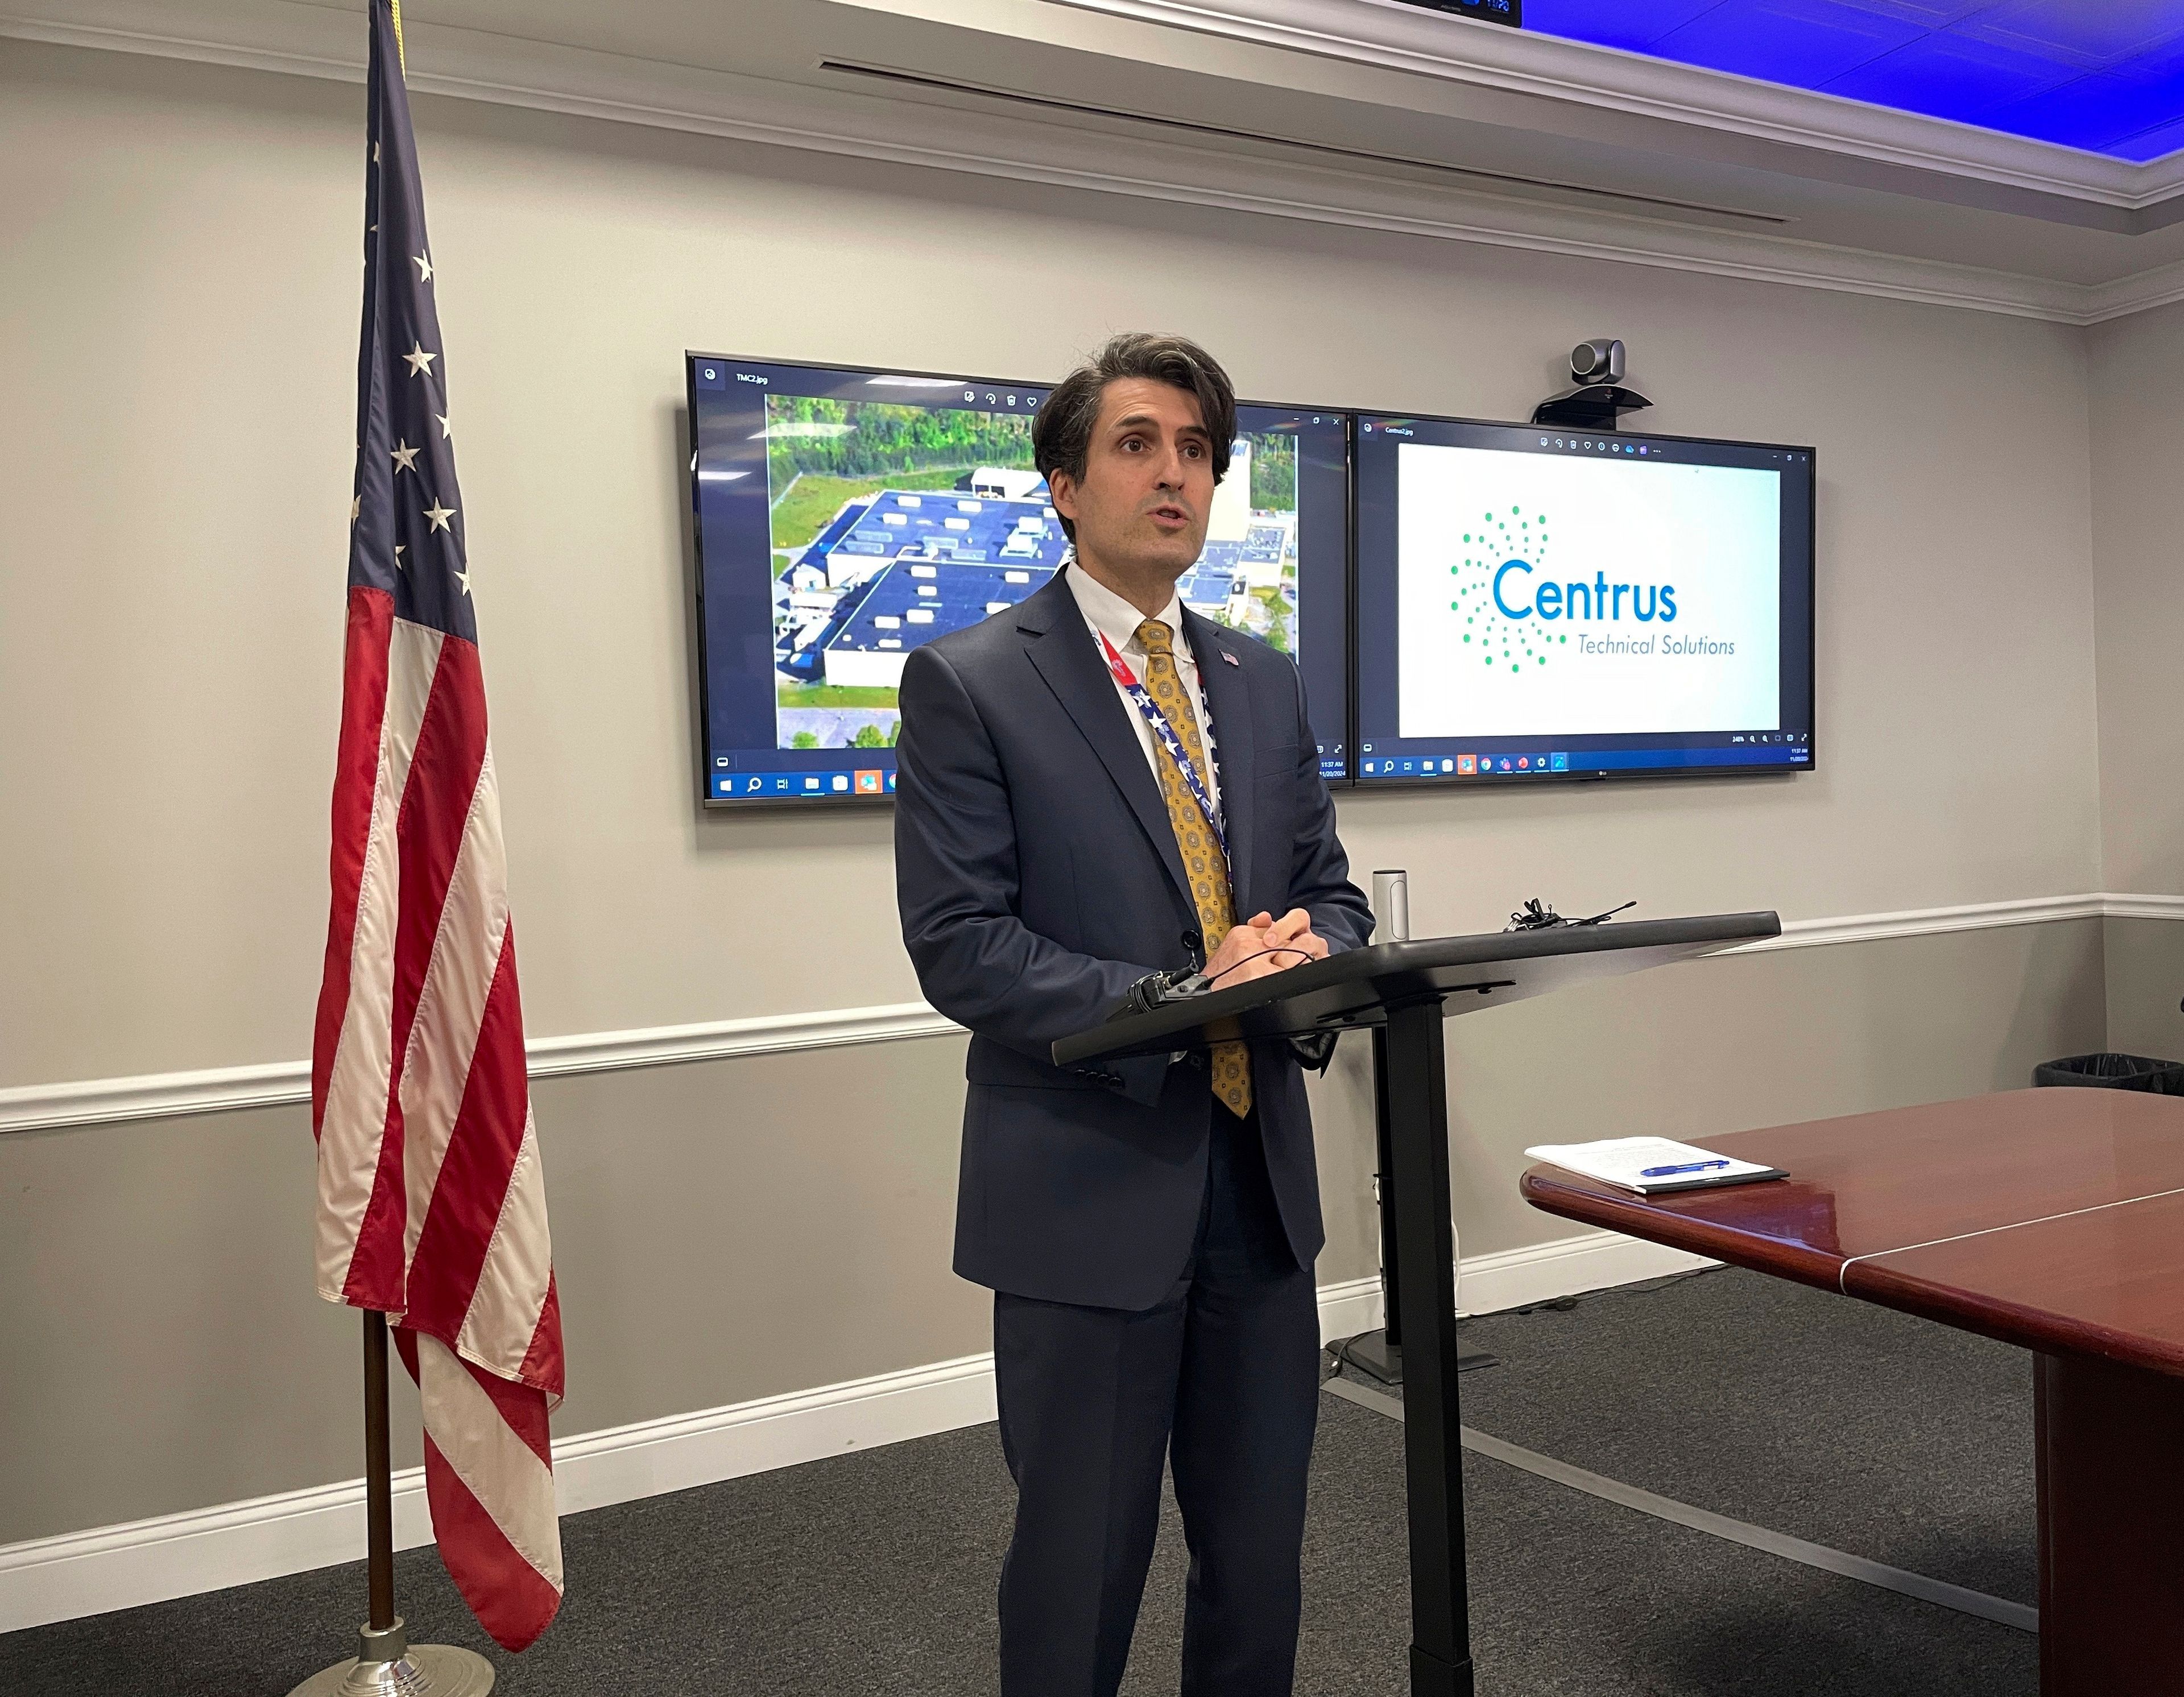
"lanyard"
1097,627,1227,861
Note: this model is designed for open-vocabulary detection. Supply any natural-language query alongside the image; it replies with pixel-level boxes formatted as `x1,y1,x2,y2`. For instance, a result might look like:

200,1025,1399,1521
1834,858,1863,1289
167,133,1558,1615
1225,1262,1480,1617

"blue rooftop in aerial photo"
777,485,1072,688
775,486,1298,690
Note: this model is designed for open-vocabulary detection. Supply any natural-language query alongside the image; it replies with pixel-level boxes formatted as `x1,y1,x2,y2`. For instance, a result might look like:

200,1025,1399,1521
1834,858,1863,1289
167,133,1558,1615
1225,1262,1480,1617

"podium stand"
1053,911,1781,1696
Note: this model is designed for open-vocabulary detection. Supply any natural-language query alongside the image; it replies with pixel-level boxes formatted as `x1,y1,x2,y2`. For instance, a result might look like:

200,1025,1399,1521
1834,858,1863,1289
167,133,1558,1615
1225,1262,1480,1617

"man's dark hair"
1033,333,1237,541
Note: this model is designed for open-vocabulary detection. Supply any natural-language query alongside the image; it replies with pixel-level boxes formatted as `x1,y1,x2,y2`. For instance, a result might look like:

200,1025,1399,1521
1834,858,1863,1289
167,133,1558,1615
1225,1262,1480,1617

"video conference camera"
1534,336,1652,431
1570,338,1624,387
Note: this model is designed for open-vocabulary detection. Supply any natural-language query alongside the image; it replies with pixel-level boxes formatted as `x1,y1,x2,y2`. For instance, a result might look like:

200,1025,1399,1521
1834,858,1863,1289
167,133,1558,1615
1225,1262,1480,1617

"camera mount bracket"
1531,383,1653,429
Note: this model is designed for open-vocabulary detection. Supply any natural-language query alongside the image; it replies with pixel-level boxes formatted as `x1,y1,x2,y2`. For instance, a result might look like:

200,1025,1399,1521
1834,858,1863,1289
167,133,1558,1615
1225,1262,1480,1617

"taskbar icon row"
714,768,896,799
1362,753,1567,777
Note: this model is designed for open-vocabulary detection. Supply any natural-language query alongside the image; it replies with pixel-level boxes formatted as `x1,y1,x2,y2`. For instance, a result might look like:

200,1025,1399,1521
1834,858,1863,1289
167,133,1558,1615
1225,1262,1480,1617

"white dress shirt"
1065,558,1223,819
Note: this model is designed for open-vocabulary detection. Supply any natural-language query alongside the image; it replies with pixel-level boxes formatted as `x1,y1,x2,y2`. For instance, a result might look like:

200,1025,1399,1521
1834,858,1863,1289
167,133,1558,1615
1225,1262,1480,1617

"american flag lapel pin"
1221,649,1240,667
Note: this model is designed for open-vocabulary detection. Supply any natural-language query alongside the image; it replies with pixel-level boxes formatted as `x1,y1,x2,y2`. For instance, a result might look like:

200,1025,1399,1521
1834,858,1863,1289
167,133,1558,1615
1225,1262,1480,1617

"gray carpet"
1443,1266,2036,1607
1,1268,2038,1696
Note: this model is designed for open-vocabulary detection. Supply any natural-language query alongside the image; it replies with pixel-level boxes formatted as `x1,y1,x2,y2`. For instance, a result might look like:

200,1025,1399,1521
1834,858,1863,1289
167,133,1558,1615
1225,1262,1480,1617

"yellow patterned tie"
1135,619,1252,1119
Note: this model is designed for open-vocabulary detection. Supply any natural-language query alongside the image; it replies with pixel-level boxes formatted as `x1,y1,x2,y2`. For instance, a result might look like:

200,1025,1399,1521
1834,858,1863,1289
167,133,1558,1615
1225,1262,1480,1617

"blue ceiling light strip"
1522,0,2184,161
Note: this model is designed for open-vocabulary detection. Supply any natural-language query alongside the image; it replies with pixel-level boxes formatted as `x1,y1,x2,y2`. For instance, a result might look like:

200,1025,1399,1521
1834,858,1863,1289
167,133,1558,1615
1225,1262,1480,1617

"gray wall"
0,38,2141,1547
2089,299,2184,896
0,40,2104,1086
2084,303,2184,1054
0,1035,982,1544
0,921,2106,1545
2103,918,2184,1059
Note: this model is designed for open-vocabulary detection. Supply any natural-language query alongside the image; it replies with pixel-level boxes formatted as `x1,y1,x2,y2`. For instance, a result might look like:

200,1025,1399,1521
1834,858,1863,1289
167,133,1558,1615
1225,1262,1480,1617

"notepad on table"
1524,1136,1787,1195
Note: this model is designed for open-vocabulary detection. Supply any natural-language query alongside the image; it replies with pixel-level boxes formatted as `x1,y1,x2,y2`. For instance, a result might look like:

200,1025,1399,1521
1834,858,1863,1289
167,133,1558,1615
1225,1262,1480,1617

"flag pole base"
287,1617,494,1697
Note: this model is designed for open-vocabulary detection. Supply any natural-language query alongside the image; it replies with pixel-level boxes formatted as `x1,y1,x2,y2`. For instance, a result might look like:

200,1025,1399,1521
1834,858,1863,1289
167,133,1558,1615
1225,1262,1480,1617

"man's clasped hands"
1202,907,1330,987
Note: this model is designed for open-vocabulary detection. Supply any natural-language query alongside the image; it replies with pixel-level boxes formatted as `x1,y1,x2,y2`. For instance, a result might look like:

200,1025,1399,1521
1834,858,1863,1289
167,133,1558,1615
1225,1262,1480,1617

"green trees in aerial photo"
766,397,1037,490
765,398,1301,518
1247,431,1297,512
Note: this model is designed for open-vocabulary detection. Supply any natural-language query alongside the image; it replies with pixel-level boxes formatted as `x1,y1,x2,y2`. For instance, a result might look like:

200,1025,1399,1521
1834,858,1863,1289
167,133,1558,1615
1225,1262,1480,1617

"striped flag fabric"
309,0,564,1653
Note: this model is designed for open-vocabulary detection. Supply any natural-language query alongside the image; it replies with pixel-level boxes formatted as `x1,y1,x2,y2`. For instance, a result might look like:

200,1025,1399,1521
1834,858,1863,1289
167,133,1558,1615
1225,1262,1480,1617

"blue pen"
1640,1159,1731,1178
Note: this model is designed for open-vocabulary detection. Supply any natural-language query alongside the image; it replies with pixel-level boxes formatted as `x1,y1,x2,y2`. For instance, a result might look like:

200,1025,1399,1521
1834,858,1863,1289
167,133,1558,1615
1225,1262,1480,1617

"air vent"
818,59,1792,227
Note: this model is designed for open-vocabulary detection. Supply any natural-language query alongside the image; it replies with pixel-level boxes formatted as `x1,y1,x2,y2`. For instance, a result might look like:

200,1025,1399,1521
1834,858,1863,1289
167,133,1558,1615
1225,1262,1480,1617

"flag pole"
304,0,567,1661
362,1310,397,1634
285,1313,497,1697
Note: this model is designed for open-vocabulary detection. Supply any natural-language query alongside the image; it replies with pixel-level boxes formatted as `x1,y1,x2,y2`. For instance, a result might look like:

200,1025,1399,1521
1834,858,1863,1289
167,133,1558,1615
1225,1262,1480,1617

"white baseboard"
1458,1230,1716,1315
550,1352,1000,1521
1314,1271,1384,1343
0,1243,1663,1634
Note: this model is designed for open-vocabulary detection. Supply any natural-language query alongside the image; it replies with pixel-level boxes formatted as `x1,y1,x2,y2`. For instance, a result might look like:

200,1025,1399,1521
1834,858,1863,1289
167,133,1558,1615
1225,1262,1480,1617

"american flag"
309,0,564,1653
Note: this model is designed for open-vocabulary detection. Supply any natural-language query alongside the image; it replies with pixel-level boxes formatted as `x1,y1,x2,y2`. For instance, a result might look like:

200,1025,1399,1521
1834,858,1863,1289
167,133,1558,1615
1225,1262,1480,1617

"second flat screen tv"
1351,413,1815,785
689,354,1352,804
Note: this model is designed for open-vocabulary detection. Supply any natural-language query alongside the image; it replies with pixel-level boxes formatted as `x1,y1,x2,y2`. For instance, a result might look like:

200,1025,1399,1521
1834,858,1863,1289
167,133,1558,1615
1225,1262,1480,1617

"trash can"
2032,1053,2184,1094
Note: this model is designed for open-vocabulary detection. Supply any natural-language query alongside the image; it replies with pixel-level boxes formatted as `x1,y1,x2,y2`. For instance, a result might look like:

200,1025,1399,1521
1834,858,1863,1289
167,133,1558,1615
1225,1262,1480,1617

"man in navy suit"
895,333,1372,1696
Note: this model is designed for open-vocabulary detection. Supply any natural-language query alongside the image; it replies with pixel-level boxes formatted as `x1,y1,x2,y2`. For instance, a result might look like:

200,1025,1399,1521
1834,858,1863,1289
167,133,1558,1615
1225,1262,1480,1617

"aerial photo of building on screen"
1187,434,1300,656
767,394,1302,750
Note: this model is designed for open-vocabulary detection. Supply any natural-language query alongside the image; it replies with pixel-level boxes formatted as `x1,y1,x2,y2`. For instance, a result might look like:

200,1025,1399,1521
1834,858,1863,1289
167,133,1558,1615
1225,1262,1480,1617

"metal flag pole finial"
288,1311,495,1697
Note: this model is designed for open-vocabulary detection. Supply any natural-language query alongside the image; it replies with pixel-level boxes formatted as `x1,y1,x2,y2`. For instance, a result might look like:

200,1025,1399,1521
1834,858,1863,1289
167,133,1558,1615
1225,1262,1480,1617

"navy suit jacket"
894,571,1373,1311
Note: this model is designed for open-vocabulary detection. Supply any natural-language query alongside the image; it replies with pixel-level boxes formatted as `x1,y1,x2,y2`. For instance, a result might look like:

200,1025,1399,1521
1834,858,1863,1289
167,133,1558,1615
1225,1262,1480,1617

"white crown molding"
2,895,2170,1137
1039,0,2184,210
0,3,2165,326
2081,257,2184,325
0,1269,1393,1632
20,0,2183,213
0,1,357,81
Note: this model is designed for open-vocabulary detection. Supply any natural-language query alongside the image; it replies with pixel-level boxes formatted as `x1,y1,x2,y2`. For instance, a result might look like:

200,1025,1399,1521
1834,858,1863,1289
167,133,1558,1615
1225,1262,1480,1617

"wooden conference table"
1521,1087,2184,1697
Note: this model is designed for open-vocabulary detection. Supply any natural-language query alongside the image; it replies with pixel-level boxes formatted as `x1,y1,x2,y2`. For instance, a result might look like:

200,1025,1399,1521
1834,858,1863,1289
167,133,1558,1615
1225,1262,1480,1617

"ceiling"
1524,0,2184,160
17,0,2184,317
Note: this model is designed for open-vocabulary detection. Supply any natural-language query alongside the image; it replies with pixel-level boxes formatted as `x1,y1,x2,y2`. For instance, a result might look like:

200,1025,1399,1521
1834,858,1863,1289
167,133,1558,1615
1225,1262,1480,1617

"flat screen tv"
688,354,1351,805
1350,413,1815,786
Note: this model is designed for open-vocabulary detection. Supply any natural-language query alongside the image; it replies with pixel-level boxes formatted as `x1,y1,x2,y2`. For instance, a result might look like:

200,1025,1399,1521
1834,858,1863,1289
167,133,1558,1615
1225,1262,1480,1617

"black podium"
1053,911,1782,1696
